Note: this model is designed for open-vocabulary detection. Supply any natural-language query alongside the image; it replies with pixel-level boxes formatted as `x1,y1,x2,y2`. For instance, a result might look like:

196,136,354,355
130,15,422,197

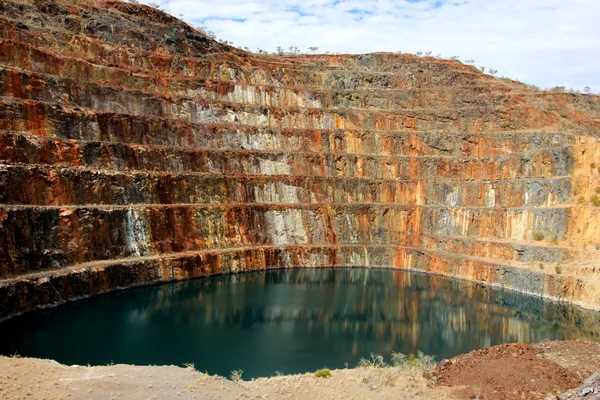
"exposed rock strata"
0,0,600,319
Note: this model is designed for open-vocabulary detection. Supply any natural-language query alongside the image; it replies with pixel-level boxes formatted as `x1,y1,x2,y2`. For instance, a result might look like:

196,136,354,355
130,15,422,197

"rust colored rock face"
0,0,599,319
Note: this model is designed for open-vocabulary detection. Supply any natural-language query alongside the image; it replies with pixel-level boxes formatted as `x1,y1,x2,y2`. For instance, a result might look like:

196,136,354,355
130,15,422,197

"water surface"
1,268,599,378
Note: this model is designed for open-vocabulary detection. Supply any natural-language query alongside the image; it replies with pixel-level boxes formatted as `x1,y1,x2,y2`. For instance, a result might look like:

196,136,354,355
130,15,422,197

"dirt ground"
435,340,600,400
0,358,454,400
1,340,600,400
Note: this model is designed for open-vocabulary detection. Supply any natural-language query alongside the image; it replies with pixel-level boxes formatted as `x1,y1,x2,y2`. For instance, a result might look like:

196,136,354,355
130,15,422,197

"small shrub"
355,350,436,388
314,368,331,378
230,369,243,382
596,244,600,251
357,350,436,374
555,265,563,274
473,385,482,399
415,351,436,369
539,263,544,269
391,351,407,366
595,187,600,194
591,195,600,207
577,196,585,204
592,163,597,169
183,362,195,370
392,350,435,370
532,232,545,241
550,233,559,245
358,352,387,368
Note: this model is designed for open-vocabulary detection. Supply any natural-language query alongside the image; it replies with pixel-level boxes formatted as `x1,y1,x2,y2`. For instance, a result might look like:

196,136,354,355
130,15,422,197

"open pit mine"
1,0,599,320
2,0,600,398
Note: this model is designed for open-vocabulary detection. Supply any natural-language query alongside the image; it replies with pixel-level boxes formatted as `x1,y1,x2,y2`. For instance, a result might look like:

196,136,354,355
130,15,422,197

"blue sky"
148,0,598,92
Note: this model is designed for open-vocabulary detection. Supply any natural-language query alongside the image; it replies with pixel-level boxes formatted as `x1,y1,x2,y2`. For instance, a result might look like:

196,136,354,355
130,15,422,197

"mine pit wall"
0,0,600,321
2,246,600,322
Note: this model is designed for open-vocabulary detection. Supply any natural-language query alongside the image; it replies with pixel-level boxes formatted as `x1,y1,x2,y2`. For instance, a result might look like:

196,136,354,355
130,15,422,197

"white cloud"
153,0,599,91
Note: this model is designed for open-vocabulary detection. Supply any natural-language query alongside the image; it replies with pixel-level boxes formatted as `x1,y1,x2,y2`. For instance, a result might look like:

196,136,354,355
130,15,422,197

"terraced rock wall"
1,0,600,319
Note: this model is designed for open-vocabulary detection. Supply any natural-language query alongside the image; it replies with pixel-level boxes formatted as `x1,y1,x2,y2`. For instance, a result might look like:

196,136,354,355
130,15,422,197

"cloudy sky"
148,0,598,92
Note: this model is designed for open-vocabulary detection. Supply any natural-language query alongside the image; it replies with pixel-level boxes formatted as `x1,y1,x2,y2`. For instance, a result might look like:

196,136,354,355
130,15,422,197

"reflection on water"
1,268,599,378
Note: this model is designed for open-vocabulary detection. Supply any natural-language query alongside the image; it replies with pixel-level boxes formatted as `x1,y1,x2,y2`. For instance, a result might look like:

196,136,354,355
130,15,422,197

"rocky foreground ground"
2,340,600,400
